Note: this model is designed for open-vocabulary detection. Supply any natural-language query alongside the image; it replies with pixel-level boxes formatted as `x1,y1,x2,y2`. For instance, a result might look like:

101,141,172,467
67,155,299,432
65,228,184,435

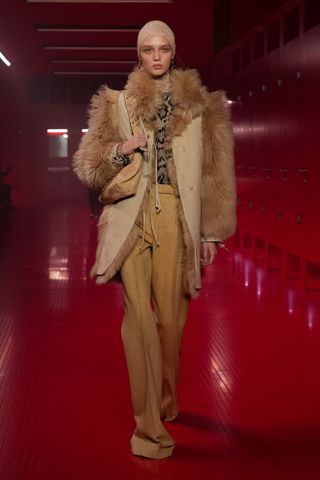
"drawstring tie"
150,207,160,247
154,144,161,214
139,188,160,251
138,116,161,250
139,210,146,252
139,116,162,214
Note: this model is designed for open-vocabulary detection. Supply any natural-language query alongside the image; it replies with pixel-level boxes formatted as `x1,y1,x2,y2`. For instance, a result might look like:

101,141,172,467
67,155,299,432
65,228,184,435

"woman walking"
73,20,236,459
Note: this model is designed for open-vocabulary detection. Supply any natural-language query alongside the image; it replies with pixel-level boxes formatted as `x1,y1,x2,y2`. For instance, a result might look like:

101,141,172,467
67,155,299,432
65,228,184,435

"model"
73,20,236,460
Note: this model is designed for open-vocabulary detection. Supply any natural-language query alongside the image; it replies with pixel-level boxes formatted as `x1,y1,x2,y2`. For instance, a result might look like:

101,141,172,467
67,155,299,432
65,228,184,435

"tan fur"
72,87,122,189
73,67,236,297
201,91,237,240
124,68,207,147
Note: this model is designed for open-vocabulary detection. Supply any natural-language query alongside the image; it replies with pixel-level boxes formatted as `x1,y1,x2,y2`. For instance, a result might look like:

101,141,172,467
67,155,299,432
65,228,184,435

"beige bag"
99,91,143,205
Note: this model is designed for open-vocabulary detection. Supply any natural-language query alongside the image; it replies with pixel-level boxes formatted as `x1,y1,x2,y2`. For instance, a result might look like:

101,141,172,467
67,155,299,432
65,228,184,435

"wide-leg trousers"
120,184,190,459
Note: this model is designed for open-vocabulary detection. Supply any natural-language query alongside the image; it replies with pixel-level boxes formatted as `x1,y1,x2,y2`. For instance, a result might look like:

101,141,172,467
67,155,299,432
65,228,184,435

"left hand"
200,242,217,265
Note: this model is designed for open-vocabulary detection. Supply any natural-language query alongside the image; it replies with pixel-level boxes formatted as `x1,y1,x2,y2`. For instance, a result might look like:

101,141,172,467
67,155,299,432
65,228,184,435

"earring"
138,60,144,71
171,57,175,69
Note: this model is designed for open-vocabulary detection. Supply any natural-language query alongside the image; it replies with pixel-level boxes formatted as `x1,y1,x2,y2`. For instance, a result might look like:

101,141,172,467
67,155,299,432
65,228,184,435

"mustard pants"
120,184,190,459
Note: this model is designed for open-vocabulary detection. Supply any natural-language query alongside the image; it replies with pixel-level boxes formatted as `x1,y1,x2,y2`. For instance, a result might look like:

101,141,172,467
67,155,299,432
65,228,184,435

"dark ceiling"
0,0,215,80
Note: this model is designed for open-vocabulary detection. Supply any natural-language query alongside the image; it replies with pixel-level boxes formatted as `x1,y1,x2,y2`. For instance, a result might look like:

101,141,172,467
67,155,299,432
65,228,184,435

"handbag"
99,91,143,205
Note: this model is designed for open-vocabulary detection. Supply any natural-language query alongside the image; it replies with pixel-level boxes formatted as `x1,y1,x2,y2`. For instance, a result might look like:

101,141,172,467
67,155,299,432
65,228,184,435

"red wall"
209,0,320,277
229,0,287,43
0,76,126,206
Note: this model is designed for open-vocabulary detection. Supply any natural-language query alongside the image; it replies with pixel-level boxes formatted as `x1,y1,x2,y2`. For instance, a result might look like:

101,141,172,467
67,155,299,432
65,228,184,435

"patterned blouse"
155,92,173,184
112,91,173,184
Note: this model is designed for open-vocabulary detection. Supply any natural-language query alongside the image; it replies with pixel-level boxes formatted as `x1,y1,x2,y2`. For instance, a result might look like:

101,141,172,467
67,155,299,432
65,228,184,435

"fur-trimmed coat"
73,67,236,297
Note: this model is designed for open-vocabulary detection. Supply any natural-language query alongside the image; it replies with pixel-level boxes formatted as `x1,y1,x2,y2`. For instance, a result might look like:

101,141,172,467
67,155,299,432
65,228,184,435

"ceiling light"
44,46,136,50
54,71,130,75
28,0,171,3
0,52,11,67
37,27,140,33
47,129,68,134
50,59,136,64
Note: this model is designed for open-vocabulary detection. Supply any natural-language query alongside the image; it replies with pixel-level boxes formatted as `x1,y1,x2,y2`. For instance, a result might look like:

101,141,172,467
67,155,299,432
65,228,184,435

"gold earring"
138,60,144,71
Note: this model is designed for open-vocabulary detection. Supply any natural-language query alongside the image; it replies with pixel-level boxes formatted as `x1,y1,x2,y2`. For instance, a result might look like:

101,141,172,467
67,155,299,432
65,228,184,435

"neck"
151,70,171,92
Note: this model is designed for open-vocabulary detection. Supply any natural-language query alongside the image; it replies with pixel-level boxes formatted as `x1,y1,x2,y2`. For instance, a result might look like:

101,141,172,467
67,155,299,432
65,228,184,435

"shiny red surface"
1,201,320,479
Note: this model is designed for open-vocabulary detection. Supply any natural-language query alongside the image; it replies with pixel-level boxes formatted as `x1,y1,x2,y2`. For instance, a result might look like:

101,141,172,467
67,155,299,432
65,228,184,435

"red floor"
0,200,320,480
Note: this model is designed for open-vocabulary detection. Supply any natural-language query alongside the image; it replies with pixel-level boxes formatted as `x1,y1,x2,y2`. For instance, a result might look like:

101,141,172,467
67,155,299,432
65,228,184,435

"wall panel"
209,0,320,280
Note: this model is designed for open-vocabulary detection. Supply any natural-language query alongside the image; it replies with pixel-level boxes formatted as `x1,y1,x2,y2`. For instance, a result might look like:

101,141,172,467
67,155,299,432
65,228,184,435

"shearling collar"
124,68,208,129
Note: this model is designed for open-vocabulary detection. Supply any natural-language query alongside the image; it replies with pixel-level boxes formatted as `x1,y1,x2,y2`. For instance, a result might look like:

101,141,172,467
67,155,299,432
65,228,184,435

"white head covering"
137,20,176,58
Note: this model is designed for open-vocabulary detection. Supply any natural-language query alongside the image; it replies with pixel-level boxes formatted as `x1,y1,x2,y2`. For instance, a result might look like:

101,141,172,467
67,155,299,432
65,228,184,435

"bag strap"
121,90,148,157
121,90,141,136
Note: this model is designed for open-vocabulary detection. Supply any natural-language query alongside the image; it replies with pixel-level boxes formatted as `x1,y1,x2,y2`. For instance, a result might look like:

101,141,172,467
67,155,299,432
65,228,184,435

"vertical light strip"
0,52,11,67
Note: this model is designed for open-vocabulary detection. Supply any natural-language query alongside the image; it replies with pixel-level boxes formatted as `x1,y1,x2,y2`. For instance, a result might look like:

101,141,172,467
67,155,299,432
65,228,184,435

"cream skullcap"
137,20,176,57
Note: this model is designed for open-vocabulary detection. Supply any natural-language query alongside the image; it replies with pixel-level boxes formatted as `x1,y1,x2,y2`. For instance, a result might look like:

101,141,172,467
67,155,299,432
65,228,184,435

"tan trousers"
120,184,189,459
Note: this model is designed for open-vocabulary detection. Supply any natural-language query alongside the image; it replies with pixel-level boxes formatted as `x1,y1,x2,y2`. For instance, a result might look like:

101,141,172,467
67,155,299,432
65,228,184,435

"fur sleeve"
72,86,122,189
201,90,237,241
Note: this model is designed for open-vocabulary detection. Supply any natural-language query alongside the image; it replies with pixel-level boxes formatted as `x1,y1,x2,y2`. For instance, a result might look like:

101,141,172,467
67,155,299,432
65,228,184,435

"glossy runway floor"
1,201,320,480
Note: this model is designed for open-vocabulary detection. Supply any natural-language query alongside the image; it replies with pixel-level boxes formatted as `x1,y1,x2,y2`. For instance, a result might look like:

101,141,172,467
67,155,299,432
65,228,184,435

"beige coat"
73,67,237,297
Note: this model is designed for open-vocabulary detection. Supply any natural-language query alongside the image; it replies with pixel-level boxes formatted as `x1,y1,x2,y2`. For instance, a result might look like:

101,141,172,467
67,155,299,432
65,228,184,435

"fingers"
137,134,147,147
121,134,147,155
200,243,217,265
136,134,147,148
131,134,146,148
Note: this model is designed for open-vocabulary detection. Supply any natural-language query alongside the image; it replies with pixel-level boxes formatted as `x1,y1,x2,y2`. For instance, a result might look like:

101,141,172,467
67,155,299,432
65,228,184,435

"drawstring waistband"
139,186,160,251
138,184,174,252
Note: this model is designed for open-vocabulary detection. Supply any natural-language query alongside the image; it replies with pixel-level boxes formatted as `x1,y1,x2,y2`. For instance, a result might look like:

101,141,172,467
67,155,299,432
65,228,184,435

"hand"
120,134,147,155
200,242,217,265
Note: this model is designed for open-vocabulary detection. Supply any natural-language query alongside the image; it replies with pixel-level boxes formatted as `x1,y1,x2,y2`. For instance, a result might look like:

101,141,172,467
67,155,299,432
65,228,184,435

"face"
139,35,173,77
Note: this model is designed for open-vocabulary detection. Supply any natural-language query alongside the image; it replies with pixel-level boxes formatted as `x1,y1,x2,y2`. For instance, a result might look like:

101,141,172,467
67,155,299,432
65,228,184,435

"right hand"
120,134,147,155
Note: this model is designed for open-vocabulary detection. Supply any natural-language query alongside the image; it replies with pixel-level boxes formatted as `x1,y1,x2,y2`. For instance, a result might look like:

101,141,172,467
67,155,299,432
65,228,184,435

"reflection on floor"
0,201,320,480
